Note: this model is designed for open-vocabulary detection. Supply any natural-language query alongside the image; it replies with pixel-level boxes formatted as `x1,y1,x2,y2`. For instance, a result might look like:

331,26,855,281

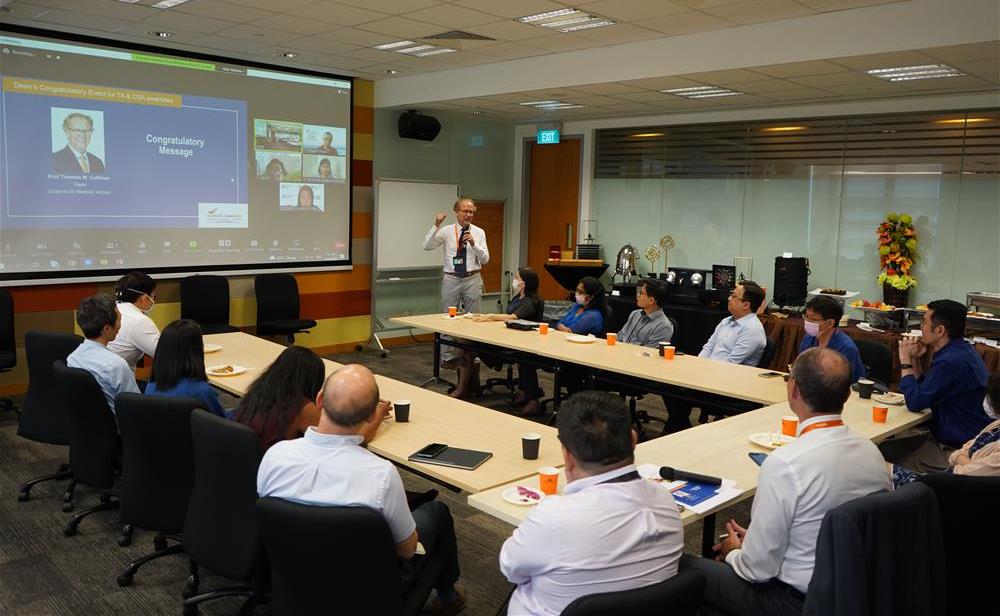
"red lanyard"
798,419,844,437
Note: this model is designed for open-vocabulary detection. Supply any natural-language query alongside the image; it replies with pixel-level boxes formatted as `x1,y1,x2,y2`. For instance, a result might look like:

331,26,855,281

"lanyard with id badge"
453,224,468,275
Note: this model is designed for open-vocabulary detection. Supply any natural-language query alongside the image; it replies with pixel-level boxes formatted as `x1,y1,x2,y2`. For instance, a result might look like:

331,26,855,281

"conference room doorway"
524,137,582,301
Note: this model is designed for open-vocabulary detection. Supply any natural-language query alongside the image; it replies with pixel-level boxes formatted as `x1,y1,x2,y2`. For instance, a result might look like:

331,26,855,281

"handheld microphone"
460,223,470,244
659,466,722,486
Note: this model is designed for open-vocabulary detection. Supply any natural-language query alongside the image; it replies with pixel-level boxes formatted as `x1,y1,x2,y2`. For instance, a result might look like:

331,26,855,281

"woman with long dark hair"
146,319,225,417
108,270,160,369
448,267,545,399
234,345,326,450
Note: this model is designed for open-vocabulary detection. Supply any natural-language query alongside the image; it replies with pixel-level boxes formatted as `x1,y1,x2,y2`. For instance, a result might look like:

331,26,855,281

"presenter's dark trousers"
400,501,461,610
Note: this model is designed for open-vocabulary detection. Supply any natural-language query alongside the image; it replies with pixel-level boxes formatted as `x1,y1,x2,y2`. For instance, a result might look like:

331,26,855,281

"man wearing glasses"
53,112,105,174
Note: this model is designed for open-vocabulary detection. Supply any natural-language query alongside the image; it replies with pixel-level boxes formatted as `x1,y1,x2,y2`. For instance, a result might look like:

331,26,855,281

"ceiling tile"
248,14,340,36
579,0,690,21
285,35,360,54
681,68,765,84
336,0,440,12
453,0,566,19
946,58,1000,83
759,87,838,100
924,41,1000,63
750,60,850,78
222,0,318,11
172,0,275,23
730,79,806,93
1,1,53,20
403,4,500,29
142,11,239,35
573,23,665,44
671,0,747,7
357,16,442,38
895,74,993,91
571,82,648,95
641,10,734,35
213,23,303,44
789,72,881,88
796,0,901,11
832,50,938,70
701,0,815,24
521,33,604,52
474,42,549,59
464,19,549,41
13,8,134,32
609,90,675,102
317,27,395,47
305,54,373,70
55,0,159,22
621,75,706,90
286,2,387,27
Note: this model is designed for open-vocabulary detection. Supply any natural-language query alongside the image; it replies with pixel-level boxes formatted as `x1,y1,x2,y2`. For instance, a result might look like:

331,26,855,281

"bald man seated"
257,364,466,616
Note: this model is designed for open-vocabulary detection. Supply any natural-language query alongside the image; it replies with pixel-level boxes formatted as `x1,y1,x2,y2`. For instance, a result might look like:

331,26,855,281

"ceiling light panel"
516,8,616,33
517,8,580,23
372,41,456,58
660,86,744,99
865,64,964,82
152,0,191,8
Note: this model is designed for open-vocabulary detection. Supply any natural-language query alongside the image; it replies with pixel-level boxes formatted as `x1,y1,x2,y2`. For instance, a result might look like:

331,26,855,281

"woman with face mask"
518,276,608,416
798,295,866,382
892,373,1000,487
108,270,161,370
448,267,544,399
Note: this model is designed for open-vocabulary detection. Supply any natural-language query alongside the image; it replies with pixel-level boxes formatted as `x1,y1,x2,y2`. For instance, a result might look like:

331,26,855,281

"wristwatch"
900,363,913,369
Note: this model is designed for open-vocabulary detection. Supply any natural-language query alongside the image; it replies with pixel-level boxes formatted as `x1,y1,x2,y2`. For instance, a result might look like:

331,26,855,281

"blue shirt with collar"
899,338,989,448
799,330,867,382
558,304,604,336
66,338,140,414
146,378,226,417
699,312,767,366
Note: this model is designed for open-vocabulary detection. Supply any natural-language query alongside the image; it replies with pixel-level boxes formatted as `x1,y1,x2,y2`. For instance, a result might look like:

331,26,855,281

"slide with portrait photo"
0,77,248,229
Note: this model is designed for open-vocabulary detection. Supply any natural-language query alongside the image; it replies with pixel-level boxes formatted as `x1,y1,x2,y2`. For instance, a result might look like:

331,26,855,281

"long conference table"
390,313,789,406
203,332,564,494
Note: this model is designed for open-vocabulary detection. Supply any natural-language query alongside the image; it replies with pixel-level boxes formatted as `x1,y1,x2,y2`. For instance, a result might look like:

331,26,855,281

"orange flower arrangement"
877,212,918,290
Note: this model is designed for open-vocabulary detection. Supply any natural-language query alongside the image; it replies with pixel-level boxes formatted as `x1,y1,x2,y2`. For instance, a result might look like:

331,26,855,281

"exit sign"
537,129,560,144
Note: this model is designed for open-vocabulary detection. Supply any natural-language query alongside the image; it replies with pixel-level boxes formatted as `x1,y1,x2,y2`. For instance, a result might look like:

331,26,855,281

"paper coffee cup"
872,406,888,423
448,306,457,317
538,466,559,495
539,323,549,335
857,379,875,399
781,415,798,437
606,333,617,346
394,399,411,423
660,344,675,360
521,432,541,460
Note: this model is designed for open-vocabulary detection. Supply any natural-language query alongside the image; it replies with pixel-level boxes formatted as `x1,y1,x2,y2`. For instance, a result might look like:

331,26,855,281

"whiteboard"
375,179,460,271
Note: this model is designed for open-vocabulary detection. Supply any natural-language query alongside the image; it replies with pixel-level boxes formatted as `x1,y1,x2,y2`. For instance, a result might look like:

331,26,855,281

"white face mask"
985,396,998,420
511,279,522,294
803,320,821,337
575,293,587,305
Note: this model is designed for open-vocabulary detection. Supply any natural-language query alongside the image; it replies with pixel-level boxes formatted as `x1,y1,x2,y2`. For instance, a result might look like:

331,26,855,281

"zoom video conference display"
0,28,352,283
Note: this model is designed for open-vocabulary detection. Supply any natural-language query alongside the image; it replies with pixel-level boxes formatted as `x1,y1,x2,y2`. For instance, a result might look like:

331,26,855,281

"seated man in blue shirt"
799,295,866,382
884,299,990,472
66,294,140,415
661,282,767,433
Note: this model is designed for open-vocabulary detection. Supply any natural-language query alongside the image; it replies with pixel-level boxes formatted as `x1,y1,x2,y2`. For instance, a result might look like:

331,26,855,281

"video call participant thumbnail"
53,111,105,174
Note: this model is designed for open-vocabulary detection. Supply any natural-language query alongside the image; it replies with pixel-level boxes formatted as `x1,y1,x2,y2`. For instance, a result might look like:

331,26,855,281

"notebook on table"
408,445,493,470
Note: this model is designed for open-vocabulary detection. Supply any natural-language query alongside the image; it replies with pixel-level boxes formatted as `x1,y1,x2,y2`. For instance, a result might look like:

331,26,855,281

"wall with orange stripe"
0,80,376,395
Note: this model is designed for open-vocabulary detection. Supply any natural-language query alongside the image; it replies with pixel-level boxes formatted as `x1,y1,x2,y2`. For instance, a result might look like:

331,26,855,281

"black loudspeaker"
398,111,441,141
773,257,810,306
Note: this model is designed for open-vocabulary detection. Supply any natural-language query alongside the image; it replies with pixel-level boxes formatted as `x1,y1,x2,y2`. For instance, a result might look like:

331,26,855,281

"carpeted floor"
0,341,750,615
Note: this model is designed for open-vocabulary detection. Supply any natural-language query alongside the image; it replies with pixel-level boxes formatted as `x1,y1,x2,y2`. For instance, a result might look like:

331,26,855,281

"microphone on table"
659,466,722,486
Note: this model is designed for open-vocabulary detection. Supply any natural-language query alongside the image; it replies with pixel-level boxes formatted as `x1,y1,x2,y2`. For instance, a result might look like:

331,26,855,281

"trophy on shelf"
659,235,675,272
644,245,662,275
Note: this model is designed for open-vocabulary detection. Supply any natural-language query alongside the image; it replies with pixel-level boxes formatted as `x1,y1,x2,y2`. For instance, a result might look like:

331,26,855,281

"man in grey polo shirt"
618,278,674,347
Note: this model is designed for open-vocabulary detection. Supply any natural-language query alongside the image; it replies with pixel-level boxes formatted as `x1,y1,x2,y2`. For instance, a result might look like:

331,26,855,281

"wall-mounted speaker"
773,257,810,306
398,110,441,141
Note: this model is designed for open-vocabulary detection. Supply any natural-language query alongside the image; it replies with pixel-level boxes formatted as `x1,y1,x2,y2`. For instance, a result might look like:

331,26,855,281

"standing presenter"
423,198,489,366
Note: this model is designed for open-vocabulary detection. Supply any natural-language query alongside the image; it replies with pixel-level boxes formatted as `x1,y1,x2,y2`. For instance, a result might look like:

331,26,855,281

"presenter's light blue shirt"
799,330,867,382
66,339,140,414
698,313,767,366
146,378,226,417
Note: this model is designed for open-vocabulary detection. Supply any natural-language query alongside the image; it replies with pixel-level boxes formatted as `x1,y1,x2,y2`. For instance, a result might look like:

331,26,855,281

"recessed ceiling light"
935,117,991,124
275,52,298,58
152,0,192,8
865,64,964,82
762,126,807,132
395,45,434,54
631,132,664,138
559,20,616,32
385,69,399,75
517,8,580,23
373,41,455,57
471,110,486,115
660,86,743,99
116,0,142,3
415,48,456,57
148,31,174,38
375,40,417,50
519,100,558,106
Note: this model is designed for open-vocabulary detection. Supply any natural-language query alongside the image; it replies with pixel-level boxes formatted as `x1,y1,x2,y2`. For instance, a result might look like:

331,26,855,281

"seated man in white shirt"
662,281,769,432
108,270,160,370
499,391,684,616
256,364,466,616
66,294,140,414
681,348,891,616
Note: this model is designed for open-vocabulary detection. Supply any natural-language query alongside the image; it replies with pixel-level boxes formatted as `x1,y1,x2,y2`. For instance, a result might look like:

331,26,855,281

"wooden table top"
390,313,788,405
204,332,562,494
467,392,929,527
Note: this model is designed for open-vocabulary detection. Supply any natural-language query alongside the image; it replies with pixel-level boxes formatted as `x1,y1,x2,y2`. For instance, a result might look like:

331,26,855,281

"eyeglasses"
637,289,648,297
66,128,93,134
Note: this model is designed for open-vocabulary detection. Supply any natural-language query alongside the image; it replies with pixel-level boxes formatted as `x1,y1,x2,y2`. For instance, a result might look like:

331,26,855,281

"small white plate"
566,334,597,344
207,364,247,377
502,485,546,506
856,322,884,333
203,343,222,353
750,432,795,449
873,392,905,406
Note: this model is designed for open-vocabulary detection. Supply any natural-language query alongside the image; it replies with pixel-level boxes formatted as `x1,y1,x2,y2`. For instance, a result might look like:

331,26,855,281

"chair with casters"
481,299,546,399
0,288,17,414
697,336,776,424
560,568,705,616
114,392,201,587
257,498,447,616
180,275,238,335
254,273,316,344
622,314,680,439
54,361,120,536
854,338,892,389
16,331,82,506
183,409,268,615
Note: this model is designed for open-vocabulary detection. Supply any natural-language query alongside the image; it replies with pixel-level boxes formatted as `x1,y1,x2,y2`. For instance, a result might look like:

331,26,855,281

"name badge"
452,256,465,266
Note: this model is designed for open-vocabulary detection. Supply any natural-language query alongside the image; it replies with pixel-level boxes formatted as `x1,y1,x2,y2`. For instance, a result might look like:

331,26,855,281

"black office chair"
758,336,777,370
560,568,705,616
625,314,681,439
697,336,776,424
54,361,120,536
481,299,547,399
115,393,201,587
917,474,1000,615
180,275,238,335
854,338,892,388
254,273,316,344
0,288,16,414
183,409,268,615
16,331,83,506
257,498,445,616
